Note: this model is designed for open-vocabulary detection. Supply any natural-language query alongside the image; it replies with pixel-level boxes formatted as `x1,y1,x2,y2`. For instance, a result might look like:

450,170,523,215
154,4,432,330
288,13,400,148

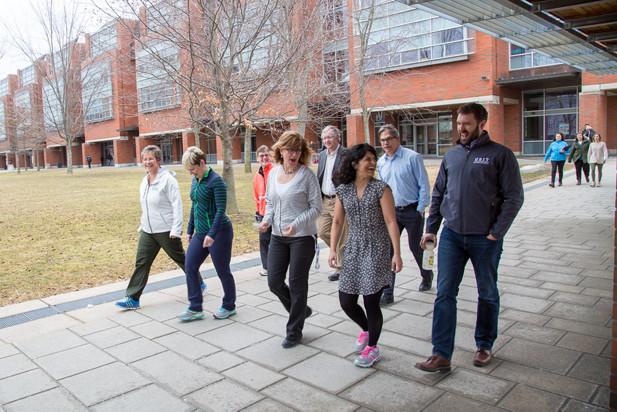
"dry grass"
0,161,546,306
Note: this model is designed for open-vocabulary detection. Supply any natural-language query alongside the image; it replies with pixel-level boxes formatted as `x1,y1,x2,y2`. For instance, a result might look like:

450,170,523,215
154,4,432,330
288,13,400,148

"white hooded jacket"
138,166,183,237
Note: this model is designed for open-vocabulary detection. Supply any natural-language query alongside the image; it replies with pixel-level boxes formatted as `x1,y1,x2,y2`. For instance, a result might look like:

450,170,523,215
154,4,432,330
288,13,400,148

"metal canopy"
406,0,617,75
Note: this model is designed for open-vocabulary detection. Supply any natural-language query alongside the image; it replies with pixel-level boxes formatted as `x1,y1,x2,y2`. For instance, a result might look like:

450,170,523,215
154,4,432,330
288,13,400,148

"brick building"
0,1,614,169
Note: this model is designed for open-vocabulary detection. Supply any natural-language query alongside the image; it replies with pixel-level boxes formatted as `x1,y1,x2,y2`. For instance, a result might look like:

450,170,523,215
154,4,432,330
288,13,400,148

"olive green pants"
125,231,186,300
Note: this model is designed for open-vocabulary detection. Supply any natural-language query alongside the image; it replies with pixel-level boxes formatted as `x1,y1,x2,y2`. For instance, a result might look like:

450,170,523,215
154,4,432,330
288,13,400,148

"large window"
14,90,31,110
0,78,8,96
90,24,117,58
510,45,561,70
43,78,65,131
20,65,35,88
523,88,578,154
399,112,452,156
146,0,185,33
83,58,114,123
0,100,6,140
136,40,180,113
357,0,470,73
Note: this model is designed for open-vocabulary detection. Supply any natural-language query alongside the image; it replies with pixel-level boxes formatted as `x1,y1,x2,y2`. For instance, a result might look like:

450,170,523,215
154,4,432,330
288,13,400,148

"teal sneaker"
177,309,204,321
213,307,237,319
201,281,207,293
115,297,140,310
354,345,381,367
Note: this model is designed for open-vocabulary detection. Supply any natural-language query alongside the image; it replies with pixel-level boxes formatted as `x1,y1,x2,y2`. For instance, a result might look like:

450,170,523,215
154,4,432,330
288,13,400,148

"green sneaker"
213,307,237,319
177,309,204,321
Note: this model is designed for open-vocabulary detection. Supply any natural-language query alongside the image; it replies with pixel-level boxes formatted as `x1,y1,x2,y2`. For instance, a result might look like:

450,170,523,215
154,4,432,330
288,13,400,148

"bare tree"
102,0,325,213
6,0,107,174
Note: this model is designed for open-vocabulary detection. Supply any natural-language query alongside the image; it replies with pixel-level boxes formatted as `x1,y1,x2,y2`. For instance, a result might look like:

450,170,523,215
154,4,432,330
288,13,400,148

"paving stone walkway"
0,159,614,411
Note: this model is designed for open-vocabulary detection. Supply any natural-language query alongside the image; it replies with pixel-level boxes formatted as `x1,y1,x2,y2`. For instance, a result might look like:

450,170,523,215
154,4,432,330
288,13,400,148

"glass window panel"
401,49,419,63
432,45,443,59
445,41,464,56
510,55,525,70
523,91,544,111
545,89,577,110
420,47,431,60
0,100,5,140
545,114,576,141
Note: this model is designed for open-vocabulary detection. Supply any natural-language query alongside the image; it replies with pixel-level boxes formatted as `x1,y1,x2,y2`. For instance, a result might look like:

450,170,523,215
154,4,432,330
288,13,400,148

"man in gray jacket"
317,125,348,281
415,103,524,372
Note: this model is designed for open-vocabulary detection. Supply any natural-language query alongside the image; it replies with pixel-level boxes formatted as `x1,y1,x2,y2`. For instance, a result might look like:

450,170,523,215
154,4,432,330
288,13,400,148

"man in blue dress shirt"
377,124,433,305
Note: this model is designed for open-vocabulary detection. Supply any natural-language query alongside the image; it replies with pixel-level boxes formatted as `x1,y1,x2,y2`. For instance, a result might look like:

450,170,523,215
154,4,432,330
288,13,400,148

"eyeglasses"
380,137,396,144
284,148,302,154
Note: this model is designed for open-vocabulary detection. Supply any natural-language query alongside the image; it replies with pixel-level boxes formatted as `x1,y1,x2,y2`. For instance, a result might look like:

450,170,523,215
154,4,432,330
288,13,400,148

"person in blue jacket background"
544,133,570,187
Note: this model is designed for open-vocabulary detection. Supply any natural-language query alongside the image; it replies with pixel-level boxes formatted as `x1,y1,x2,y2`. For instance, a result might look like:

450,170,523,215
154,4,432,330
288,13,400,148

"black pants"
385,205,433,295
259,226,272,270
267,235,315,341
573,159,590,182
551,160,565,184
339,288,384,347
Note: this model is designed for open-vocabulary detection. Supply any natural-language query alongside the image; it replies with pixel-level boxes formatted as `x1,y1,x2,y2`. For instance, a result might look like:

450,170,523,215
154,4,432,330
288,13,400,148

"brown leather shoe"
415,354,451,372
473,348,492,367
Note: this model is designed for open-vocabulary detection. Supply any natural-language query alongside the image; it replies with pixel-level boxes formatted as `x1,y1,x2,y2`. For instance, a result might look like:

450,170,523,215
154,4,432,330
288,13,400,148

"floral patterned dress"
336,178,392,295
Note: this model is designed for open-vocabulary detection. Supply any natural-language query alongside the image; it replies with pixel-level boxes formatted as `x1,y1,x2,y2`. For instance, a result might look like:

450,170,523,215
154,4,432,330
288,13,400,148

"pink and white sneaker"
354,345,381,367
354,331,369,353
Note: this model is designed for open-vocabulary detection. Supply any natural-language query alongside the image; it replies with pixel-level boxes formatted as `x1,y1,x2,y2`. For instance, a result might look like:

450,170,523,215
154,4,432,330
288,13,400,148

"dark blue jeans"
432,226,503,360
185,228,236,312
384,206,433,295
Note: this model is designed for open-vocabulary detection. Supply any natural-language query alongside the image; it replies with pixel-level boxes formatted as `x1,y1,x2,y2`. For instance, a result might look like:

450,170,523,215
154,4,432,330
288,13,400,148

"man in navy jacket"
416,103,524,372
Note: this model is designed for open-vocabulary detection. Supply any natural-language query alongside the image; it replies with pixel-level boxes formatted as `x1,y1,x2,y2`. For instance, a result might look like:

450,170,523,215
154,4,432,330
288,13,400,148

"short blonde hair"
272,131,312,166
182,146,206,169
141,145,162,162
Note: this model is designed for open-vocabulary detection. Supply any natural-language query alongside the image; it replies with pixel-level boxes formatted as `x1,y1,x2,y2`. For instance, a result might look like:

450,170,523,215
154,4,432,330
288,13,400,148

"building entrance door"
414,124,437,155
161,142,172,164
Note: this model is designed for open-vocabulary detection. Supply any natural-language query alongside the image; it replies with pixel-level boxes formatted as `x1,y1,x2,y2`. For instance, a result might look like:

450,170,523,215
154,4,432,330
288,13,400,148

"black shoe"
419,279,432,292
282,337,299,348
328,273,340,281
380,293,394,306
305,306,313,319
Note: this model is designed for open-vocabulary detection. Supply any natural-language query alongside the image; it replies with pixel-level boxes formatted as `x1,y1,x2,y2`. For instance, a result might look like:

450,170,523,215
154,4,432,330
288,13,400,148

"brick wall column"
182,131,195,150
346,114,366,146
580,91,608,146
114,137,136,167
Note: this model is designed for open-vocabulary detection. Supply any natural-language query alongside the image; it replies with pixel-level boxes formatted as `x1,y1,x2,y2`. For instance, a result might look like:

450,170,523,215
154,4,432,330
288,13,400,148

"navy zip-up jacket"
426,131,524,240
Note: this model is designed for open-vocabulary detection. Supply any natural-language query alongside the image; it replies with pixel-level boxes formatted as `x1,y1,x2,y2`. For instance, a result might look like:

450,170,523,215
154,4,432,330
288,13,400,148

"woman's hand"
282,225,296,236
185,234,192,243
258,221,270,233
392,253,403,273
203,236,214,248
328,251,337,268
170,235,179,239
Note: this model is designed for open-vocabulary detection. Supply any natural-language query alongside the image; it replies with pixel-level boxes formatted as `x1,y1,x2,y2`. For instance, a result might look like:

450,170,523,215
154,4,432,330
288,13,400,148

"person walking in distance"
588,133,609,187
567,132,590,185
376,124,432,305
317,125,348,281
86,154,92,168
253,145,274,276
544,132,570,187
415,103,524,372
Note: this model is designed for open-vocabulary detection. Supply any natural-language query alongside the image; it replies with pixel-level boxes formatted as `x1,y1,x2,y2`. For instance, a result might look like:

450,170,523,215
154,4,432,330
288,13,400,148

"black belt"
323,194,336,199
395,202,418,211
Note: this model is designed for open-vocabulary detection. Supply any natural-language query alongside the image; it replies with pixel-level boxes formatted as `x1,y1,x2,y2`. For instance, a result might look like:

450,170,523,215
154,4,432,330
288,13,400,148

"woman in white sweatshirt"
588,133,609,187
116,145,190,309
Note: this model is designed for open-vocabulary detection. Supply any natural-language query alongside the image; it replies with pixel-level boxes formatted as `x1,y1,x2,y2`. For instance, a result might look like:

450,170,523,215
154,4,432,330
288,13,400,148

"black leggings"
339,288,384,347
551,160,565,183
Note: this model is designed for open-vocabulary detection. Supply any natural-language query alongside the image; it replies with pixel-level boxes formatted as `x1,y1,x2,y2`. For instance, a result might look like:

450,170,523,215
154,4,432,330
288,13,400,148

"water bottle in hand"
422,240,435,270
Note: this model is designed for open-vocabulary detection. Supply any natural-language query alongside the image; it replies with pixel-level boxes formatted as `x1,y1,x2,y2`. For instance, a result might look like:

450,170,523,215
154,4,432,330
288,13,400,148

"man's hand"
487,234,498,241
420,233,436,250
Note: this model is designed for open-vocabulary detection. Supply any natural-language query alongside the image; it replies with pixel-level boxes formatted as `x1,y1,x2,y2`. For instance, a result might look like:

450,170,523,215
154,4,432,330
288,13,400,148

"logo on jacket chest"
473,157,490,165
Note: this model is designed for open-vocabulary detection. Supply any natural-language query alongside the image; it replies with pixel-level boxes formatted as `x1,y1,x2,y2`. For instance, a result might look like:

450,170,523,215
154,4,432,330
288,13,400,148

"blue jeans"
431,226,503,360
384,206,433,295
185,228,236,312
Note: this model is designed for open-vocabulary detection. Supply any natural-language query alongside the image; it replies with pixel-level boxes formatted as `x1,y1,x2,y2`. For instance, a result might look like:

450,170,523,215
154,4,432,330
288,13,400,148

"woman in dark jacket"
567,132,591,185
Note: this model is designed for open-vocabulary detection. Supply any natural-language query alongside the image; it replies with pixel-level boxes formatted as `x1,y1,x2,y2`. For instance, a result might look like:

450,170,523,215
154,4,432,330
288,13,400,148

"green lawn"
0,161,550,306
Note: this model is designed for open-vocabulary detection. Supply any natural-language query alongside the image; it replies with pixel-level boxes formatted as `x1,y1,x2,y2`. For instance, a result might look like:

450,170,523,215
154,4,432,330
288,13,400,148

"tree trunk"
295,102,308,139
220,129,239,214
192,125,201,150
15,150,21,174
66,137,73,174
244,126,252,174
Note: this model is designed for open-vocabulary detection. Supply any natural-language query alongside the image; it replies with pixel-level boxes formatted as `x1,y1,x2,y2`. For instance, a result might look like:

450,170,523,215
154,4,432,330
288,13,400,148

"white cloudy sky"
0,0,121,78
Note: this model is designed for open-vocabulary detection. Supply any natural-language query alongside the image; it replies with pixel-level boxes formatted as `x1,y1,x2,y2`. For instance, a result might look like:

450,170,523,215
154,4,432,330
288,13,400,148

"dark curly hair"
334,143,377,185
